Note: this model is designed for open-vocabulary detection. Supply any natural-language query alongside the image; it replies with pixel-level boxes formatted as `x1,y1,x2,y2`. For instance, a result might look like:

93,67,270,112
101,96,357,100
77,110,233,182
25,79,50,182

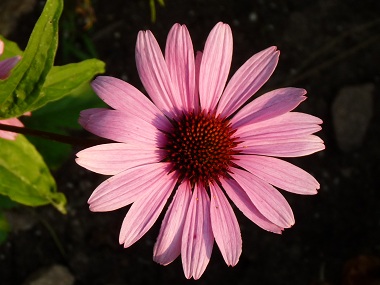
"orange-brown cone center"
165,111,240,186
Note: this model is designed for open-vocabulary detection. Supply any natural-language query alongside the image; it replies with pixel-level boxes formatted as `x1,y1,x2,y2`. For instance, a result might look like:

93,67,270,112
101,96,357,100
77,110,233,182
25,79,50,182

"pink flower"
76,22,325,279
0,39,21,80
0,39,23,140
0,117,25,140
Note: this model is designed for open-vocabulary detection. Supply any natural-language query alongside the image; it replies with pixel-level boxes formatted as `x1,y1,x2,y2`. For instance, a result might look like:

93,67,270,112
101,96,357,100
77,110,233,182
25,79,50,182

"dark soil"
1,0,380,284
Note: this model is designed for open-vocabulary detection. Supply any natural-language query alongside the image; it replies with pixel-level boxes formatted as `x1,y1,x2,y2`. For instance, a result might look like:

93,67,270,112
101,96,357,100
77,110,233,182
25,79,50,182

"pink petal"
0,56,21,79
91,76,171,132
220,178,284,233
181,184,214,280
76,143,165,175
153,181,192,265
209,183,242,266
194,51,202,113
136,30,180,117
88,162,175,212
235,155,320,195
217,46,279,117
236,112,322,139
0,117,23,140
230,168,295,228
79,108,166,147
165,24,197,113
231,88,307,128
199,22,233,112
119,170,177,248
0,40,3,55
236,134,325,157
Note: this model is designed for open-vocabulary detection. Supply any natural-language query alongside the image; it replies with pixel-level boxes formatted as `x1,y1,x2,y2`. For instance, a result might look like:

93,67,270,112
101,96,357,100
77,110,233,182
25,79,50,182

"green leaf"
29,59,105,111
0,36,23,58
0,135,66,213
0,0,63,118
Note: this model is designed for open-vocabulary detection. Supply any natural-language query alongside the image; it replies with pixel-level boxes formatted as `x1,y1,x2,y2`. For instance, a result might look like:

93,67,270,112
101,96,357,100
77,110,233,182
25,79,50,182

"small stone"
332,83,375,151
23,265,75,285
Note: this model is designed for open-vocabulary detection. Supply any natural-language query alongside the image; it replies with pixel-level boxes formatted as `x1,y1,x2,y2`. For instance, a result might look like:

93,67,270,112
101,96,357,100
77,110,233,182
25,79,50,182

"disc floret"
165,111,240,185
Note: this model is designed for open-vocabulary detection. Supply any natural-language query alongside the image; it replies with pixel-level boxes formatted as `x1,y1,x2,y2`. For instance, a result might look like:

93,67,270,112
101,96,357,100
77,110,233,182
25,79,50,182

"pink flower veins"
76,22,325,279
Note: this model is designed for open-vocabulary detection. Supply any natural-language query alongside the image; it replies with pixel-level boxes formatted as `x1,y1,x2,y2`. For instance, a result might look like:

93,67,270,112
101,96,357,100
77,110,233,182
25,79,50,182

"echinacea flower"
0,39,23,140
76,22,325,279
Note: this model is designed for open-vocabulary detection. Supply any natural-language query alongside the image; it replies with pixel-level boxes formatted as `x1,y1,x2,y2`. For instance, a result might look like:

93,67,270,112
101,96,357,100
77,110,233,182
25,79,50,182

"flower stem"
0,123,109,147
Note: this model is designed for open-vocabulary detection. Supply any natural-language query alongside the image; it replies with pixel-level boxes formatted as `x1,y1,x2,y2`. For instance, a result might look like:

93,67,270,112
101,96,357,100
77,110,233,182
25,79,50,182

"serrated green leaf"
29,59,105,111
0,135,66,213
0,0,63,118
0,36,23,58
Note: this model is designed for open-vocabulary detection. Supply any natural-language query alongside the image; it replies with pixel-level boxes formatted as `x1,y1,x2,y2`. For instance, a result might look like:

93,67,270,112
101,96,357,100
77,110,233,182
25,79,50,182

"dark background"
0,0,379,284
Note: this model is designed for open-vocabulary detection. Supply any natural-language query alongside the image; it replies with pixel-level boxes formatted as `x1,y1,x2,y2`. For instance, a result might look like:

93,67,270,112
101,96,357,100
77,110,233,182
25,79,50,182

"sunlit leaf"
0,0,63,118
0,135,66,213
30,58,105,111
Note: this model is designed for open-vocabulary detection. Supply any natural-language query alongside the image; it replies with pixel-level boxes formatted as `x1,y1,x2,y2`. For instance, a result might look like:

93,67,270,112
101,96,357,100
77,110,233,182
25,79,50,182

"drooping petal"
76,143,165,175
119,170,177,248
165,24,197,113
199,22,233,112
209,183,241,266
79,108,166,147
217,46,279,117
235,155,320,195
136,30,180,117
231,88,307,128
91,76,171,132
153,181,192,265
0,117,23,140
231,168,295,228
88,162,175,212
235,112,323,139
220,178,284,233
0,56,21,79
181,184,214,280
236,134,325,157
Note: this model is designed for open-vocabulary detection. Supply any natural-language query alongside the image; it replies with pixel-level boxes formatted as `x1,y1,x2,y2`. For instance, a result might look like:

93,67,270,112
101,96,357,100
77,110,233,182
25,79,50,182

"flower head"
0,39,23,140
76,22,325,279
